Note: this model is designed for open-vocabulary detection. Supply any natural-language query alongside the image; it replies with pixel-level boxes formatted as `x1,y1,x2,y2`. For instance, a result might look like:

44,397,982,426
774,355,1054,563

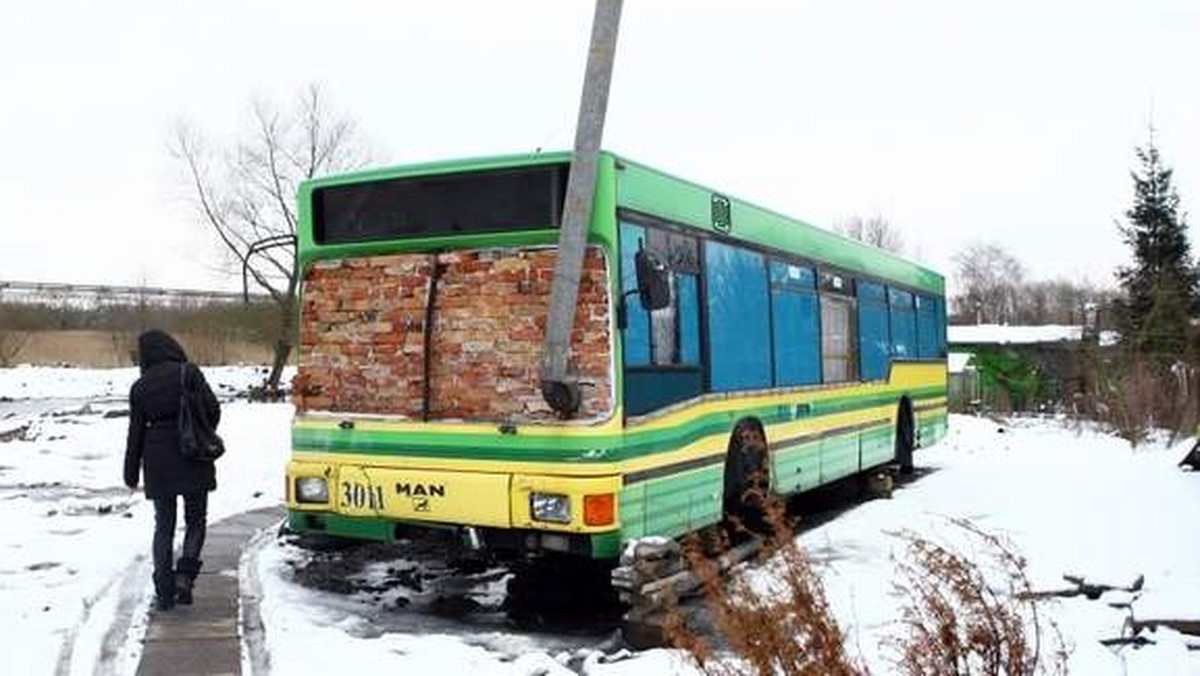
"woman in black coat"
123,329,221,611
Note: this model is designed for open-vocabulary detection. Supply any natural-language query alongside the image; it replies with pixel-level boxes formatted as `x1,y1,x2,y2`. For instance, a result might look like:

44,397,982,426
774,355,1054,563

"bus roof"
298,150,944,295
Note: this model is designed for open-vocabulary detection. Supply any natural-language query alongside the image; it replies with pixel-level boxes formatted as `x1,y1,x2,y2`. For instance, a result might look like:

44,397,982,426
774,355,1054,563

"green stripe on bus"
292,386,947,463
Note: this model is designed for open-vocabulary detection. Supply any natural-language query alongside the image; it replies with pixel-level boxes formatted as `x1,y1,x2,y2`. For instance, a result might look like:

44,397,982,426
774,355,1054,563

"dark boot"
153,570,176,612
175,557,202,605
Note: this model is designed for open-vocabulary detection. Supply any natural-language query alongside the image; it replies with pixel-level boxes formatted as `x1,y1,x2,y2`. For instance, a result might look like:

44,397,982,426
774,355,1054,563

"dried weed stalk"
886,517,1068,676
667,501,865,676
1077,353,1200,445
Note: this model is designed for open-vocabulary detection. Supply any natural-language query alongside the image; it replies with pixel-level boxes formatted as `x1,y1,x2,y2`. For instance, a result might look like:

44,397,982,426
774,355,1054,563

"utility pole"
540,0,623,417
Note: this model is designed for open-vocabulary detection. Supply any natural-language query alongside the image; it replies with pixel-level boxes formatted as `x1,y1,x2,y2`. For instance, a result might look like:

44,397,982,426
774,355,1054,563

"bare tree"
951,242,1026,325
1014,278,1113,326
835,215,904,254
173,84,372,393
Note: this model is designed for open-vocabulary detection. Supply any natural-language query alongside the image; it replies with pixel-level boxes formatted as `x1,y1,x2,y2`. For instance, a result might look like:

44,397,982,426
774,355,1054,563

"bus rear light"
583,493,615,526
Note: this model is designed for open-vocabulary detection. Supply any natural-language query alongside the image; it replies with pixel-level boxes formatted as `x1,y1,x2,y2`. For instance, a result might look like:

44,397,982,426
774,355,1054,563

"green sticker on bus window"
711,194,731,233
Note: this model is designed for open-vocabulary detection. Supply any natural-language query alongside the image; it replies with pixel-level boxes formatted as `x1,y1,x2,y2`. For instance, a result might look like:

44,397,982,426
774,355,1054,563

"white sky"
2,1,1198,293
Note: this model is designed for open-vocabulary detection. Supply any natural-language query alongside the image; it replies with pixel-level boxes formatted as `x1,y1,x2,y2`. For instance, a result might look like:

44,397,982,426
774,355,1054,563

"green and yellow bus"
285,151,948,560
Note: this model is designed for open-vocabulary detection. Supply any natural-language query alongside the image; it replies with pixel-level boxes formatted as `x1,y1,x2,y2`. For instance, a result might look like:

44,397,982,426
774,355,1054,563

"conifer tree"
1114,136,1198,362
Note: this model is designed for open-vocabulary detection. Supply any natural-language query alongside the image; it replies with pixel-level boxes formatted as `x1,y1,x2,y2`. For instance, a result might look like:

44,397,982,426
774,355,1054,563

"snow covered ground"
3,366,1199,674
252,415,1200,675
0,365,292,676
798,416,1200,674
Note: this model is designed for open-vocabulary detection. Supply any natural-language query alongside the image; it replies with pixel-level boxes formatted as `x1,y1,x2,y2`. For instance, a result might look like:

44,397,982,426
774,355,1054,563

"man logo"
395,482,446,497
413,497,430,512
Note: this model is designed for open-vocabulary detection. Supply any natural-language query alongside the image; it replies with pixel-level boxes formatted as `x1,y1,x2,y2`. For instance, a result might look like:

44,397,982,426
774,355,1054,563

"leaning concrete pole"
540,0,623,416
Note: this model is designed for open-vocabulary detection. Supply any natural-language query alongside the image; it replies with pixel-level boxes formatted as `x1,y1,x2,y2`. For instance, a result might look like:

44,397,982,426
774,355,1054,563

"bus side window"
769,260,820,386
620,222,651,366
935,296,948,357
888,288,917,358
857,280,890,380
705,241,771,392
644,228,700,366
915,294,939,359
819,271,857,383
621,221,704,416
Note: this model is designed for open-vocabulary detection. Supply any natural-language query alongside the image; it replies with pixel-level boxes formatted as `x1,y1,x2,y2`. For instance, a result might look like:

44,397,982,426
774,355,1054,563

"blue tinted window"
935,296,947,356
858,280,890,380
769,260,820,386
706,242,771,391
620,222,650,367
916,294,939,359
678,274,700,365
889,288,917,359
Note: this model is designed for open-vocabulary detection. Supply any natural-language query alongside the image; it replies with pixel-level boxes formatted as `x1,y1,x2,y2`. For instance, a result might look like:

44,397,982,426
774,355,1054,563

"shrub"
1079,352,1200,445
667,503,865,676
886,518,1068,676
670,511,1068,676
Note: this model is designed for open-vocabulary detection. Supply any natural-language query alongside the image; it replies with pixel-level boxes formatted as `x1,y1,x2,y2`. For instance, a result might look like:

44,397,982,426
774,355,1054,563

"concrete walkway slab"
136,506,283,676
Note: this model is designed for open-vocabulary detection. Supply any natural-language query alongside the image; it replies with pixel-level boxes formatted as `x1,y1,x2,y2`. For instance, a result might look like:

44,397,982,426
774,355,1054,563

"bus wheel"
722,420,770,534
895,398,916,475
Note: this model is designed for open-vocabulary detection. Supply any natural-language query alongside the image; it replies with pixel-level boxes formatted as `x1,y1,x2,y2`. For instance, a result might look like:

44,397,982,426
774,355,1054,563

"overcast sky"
2,1,1198,293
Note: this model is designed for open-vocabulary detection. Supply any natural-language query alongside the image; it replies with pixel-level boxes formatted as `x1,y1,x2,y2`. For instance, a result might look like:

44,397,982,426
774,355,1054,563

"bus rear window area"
292,246,611,421
312,164,568,244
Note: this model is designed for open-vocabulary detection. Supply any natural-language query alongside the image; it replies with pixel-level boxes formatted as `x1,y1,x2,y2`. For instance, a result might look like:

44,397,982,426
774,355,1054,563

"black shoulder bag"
178,363,225,461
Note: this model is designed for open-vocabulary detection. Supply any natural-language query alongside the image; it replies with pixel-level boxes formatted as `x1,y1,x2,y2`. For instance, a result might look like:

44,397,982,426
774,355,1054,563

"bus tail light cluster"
583,493,615,526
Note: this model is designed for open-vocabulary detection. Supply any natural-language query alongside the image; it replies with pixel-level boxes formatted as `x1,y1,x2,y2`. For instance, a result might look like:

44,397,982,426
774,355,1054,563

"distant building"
947,324,1115,411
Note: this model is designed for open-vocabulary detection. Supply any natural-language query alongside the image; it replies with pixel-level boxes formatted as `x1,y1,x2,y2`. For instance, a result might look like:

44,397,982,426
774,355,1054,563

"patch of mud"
0,423,33,443
282,532,620,642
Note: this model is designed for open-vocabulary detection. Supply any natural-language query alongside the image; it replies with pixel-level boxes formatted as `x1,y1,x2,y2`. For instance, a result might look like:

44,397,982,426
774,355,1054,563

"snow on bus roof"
948,324,1083,345
947,352,973,374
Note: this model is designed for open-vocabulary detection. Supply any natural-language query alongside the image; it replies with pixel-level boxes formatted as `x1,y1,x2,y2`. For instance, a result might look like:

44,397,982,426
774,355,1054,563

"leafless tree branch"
172,84,374,391
835,214,905,254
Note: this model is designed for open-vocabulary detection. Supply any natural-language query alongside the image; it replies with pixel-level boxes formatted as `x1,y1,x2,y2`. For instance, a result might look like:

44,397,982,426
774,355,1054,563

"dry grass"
668,508,1068,676
9,330,273,367
886,518,1068,676
1080,354,1200,445
666,502,865,676
0,330,29,367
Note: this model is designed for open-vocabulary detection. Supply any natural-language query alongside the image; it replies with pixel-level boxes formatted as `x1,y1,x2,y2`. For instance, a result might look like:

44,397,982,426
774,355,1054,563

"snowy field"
0,365,293,675
252,416,1200,675
2,365,1199,674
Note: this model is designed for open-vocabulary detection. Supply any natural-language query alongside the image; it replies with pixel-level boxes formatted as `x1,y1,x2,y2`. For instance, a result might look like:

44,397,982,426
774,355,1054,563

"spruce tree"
1114,137,1198,362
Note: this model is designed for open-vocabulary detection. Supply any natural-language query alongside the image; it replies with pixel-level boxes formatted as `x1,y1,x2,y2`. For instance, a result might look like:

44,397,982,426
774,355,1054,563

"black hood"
137,329,188,371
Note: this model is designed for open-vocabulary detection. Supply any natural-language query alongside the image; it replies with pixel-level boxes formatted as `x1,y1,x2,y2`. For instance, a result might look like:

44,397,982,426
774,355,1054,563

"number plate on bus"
335,466,512,527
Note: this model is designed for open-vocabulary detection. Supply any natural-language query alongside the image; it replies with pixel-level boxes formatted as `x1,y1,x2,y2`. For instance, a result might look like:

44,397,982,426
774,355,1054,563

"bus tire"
722,420,770,533
896,398,916,475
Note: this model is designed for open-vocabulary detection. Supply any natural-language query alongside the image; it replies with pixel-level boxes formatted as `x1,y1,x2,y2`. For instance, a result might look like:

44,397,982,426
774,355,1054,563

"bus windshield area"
292,246,612,423
312,164,568,245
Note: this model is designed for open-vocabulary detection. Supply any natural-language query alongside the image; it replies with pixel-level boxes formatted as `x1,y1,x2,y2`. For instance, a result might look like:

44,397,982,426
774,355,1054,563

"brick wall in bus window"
858,280,890,380
705,241,771,392
292,248,612,421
